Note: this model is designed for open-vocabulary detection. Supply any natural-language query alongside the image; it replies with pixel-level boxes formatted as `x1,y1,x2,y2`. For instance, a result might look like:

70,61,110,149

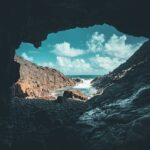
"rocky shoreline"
14,56,81,100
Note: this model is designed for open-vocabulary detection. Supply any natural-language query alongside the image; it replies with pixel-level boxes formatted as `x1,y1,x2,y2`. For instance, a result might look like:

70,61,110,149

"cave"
0,0,150,150
1,0,150,112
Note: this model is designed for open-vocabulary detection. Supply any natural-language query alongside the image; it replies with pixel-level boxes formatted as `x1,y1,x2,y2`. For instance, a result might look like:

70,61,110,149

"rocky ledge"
13,56,77,99
63,90,88,101
76,40,150,150
0,41,150,150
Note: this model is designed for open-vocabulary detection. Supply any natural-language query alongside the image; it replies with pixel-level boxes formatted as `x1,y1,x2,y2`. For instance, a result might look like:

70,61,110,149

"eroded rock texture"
0,1,150,149
77,40,150,150
0,0,150,113
14,56,76,99
0,40,149,150
63,90,88,100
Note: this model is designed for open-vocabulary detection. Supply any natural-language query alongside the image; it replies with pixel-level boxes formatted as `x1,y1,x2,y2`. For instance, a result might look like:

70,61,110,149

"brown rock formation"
14,56,76,99
63,90,88,100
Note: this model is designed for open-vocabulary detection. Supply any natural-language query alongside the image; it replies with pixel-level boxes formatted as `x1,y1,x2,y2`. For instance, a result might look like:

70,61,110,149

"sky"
16,24,147,75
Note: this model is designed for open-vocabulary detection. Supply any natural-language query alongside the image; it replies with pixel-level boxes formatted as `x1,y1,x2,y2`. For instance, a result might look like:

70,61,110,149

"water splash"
73,79,93,89
73,79,97,98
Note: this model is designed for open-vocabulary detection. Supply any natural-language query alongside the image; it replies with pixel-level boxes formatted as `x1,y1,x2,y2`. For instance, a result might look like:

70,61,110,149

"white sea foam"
73,79,93,89
50,77,97,98
73,79,97,98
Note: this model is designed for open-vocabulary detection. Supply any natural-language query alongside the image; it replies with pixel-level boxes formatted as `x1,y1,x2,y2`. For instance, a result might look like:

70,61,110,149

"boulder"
73,78,83,83
63,90,88,100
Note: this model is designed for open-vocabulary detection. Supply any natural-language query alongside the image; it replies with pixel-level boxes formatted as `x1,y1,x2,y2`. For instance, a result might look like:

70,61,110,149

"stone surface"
1,0,150,113
63,90,88,100
73,78,83,83
1,41,150,150
91,40,150,106
0,97,87,150
14,56,76,99
76,40,150,150
0,1,150,149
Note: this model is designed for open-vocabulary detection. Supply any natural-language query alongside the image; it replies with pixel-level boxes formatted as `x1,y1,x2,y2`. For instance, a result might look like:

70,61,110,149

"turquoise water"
53,75,98,98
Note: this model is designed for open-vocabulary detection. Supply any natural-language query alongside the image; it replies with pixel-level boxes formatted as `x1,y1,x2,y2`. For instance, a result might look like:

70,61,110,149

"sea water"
53,75,98,99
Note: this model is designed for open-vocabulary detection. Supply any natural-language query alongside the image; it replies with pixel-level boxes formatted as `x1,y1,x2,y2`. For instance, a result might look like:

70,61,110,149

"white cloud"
53,42,84,57
104,34,142,59
56,56,94,75
42,32,145,75
21,52,34,62
86,33,143,73
90,54,123,73
87,32,105,52
87,33,142,60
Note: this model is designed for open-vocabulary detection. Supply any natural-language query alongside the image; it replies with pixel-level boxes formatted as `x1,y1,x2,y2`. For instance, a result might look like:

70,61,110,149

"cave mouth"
14,24,147,101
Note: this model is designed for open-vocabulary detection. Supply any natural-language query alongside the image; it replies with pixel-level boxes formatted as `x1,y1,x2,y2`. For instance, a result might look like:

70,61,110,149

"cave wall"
0,0,150,114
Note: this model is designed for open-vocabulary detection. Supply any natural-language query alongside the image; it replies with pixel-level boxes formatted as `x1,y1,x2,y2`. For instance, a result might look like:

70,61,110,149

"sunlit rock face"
14,56,76,99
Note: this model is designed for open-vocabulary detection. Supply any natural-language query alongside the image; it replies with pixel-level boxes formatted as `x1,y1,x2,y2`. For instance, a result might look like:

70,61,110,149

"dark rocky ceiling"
0,0,150,48
0,0,150,112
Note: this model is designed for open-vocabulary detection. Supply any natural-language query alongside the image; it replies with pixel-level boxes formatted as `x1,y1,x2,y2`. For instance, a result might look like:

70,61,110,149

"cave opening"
0,0,150,149
15,24,147,101
7,23,150,150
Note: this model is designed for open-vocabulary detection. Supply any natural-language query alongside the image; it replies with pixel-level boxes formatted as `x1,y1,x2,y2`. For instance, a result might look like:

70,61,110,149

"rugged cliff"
91,40,150,105
0,0,150,150
76,40,150,150
1,42,150,150
1,0,150,114
14,56,76,99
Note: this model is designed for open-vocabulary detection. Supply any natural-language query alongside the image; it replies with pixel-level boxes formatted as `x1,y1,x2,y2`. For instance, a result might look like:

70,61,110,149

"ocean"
52,75,98,99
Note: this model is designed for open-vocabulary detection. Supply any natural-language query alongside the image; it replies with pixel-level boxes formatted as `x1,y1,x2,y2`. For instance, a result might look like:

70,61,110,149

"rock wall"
91,40,150,105
0,0,150,114
76,40,150,150
14,56,76,99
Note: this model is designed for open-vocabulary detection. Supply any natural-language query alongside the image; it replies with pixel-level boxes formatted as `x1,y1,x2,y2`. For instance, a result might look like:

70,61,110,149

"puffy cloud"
90,54,123,73
104,34,142,59
21,52,34,62
53,42,84,57
86,33,143,73
56,56,94,75
87,33,142,60
38,33,145,75
87,32,105,52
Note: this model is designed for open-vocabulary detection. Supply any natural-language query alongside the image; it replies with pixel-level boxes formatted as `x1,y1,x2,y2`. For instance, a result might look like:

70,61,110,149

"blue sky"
16,24,147,75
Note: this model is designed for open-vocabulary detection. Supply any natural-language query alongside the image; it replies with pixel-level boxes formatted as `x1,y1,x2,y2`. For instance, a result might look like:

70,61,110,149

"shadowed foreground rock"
0,41,150,150
1,0,150,115
76,40,150,150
